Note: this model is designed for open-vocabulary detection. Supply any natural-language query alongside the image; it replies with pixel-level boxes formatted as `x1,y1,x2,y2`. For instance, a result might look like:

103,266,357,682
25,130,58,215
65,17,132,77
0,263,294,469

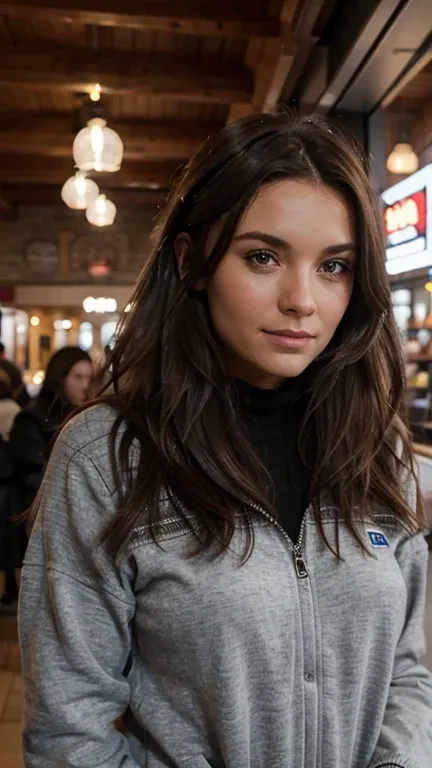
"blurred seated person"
9,346,93,511
0,342,31,407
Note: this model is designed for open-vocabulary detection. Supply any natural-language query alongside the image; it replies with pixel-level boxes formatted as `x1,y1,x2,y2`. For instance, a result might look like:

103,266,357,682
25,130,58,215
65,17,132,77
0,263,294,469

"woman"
19,115,432,768
9,345,93,513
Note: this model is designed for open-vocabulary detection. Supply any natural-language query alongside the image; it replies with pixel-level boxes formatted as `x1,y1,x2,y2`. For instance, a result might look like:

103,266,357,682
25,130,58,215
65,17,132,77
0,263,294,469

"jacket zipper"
250,503,309,579
133,516,195,540
133,509,309,579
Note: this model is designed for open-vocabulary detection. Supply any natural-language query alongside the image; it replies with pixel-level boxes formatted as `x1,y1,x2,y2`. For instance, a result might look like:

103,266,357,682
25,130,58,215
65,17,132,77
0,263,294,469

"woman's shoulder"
58,403,120,451
54,404,127,492
28,405,129,573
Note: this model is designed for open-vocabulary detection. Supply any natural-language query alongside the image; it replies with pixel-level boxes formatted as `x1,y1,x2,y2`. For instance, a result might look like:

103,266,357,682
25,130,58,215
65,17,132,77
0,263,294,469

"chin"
264,356,312,379
228,347,315,386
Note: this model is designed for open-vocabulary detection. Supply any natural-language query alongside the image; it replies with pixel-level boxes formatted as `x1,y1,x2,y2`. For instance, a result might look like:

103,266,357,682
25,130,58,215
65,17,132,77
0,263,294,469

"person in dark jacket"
9,346,93,507
0,347,93,611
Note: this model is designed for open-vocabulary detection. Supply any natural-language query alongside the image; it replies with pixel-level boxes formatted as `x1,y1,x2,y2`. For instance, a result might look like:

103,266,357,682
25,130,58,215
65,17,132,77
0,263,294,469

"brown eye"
320,260,350,276
245,250,276,268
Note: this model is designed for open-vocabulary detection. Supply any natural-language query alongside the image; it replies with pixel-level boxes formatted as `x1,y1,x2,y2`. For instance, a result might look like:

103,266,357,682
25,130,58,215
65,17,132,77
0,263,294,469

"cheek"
319,282,353,335
207,263,270,334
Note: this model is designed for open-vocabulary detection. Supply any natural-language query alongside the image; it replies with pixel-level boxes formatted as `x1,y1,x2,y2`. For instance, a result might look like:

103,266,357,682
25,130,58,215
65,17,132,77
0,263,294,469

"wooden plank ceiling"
386,57,432,165
0,0,301,215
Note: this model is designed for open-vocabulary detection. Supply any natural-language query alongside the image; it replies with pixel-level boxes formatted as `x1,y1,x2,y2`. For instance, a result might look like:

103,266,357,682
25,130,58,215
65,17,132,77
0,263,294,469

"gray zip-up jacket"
19,406,432,768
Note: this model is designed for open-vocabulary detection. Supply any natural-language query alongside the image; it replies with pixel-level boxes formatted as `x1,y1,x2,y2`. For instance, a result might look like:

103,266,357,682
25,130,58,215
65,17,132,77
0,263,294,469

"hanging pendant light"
89,83,102,102
386,142,419,175
61,171,99,210
86,194,117,227
73,117,124,173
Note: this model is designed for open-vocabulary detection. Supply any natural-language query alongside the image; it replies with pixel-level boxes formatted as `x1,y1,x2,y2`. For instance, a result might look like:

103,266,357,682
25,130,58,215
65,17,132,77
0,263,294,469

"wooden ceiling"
386,55,432,164
0,0,302,216
389,58,432,110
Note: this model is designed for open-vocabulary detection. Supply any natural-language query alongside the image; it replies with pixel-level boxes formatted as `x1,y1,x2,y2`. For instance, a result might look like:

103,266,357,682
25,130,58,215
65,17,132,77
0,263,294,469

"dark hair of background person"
0,359,24,394
0,359,30,407
90,112,424,562
0,342,5,356
39,346,92,412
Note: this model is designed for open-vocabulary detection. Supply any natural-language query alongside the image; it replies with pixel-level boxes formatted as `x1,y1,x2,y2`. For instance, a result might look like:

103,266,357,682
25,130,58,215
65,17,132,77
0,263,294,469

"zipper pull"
294,550,309,579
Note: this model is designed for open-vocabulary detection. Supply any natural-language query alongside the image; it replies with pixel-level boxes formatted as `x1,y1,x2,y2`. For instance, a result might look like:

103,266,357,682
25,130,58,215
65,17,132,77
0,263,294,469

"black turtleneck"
236,377,311,545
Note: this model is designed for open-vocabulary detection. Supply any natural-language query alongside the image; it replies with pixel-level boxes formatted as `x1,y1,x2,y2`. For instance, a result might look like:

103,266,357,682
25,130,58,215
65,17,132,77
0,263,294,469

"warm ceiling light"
90,83,101,102
73,117,124,173
425,282,432,294
30,315,40,327
386,143,419,175
86,194,117,227
53,319,72,331
83,297,117,313
32,370,44,386
61,171,99,210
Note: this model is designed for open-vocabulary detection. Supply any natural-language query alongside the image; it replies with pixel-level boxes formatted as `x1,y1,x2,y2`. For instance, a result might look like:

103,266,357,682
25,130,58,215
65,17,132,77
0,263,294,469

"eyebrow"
233,230,357,256
233,231,287,249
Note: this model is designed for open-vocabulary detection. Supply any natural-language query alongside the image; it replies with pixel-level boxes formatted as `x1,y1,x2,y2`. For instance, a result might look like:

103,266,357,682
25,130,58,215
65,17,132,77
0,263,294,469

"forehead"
237,179,355,243
69,360,92,375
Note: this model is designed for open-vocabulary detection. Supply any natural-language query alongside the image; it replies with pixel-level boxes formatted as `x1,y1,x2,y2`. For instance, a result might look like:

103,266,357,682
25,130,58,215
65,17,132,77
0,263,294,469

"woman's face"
206,179,356,389
63,360,93,406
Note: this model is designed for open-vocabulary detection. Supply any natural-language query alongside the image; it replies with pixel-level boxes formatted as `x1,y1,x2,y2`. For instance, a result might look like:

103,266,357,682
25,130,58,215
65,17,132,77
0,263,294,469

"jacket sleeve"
9,410,46,474
19,425,140,768
368,532,432,768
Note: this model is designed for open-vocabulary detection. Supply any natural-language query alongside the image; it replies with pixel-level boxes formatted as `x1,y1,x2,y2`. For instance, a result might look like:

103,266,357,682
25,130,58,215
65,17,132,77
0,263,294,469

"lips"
264,330,314,339
263,329,315,350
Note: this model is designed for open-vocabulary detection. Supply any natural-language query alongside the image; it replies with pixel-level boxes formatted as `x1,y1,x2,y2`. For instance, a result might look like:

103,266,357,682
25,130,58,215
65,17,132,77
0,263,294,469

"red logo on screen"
384,189,426,237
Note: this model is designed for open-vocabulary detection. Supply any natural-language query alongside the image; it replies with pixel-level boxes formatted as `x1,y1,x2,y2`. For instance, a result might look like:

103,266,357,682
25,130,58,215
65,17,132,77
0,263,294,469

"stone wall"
0,205,157,284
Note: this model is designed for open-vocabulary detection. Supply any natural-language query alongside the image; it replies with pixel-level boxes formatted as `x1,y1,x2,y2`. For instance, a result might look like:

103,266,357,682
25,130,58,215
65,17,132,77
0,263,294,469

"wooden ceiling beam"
279,0,334,103
227,1,297,122
0,114,215,160
0,1,279,38
0,155,180,190
3,185,167,209
0,47,253,105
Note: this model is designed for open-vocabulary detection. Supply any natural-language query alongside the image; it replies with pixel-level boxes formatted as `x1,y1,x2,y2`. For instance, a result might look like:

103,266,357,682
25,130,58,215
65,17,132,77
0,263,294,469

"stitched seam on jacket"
24,562,135,607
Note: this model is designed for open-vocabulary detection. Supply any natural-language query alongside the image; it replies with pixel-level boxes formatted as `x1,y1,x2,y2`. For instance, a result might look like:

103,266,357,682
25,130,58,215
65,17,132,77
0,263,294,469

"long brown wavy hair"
99,112,424,560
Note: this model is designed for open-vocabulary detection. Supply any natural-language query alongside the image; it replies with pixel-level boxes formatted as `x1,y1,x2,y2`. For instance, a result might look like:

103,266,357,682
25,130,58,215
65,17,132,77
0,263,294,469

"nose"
278,267,317,317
